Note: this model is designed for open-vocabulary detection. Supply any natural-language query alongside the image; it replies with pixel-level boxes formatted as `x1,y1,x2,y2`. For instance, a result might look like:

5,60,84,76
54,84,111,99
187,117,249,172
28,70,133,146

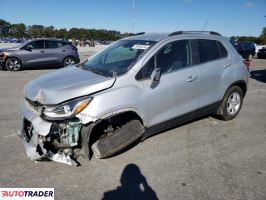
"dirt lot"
0,54,265,200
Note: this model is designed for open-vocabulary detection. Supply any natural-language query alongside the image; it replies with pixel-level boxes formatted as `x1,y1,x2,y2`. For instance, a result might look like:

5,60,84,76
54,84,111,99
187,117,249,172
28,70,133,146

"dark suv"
257,47,266,59
232,41,256,61
0,38,80,71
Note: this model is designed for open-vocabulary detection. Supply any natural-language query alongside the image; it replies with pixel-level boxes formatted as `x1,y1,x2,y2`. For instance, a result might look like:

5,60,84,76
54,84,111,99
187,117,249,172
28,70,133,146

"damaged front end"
18,97,93,166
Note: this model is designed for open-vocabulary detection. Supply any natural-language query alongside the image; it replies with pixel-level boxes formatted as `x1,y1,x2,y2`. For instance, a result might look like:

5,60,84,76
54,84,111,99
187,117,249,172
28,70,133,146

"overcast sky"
1,0,266,37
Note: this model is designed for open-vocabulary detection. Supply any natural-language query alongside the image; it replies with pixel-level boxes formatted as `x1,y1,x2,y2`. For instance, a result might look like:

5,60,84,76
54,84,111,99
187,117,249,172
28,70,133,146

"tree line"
0,19,133,41
231,27,266,45
0,19,266,44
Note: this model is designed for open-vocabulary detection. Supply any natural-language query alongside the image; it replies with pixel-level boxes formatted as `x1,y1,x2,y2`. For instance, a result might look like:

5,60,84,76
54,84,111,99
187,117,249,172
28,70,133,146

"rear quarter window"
217,41,228,58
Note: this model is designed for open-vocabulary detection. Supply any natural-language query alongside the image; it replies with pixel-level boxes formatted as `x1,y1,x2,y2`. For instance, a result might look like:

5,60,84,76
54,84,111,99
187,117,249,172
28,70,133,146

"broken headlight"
43,97,92,120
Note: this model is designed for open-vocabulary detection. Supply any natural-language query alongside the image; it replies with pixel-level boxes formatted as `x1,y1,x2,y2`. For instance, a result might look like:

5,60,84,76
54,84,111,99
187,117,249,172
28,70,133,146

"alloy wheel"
64,57,75,66
226,92,241,116
6,58,22,71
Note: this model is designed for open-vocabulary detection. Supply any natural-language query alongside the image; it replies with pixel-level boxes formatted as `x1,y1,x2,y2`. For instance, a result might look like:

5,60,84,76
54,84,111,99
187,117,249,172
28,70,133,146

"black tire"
5,57,22,71
63,56,76,67
217,86,243,121
92,119,144,159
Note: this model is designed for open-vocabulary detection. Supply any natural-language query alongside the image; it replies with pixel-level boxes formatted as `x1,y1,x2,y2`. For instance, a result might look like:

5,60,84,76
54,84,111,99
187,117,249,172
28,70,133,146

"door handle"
62,50,66,52
187,75,197,82
40,50,45,53
224,63,230,68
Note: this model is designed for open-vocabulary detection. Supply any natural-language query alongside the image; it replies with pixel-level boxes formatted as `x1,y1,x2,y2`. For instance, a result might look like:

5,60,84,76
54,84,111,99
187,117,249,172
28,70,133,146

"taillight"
243,60,250,71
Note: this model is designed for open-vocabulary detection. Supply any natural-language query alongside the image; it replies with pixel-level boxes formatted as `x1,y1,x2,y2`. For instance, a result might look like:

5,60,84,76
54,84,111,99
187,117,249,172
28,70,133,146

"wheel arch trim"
78,107,145,125
223,80,247,98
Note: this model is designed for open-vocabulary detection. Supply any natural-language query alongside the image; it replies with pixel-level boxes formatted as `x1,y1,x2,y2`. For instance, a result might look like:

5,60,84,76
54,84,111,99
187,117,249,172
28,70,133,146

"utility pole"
132,0,135,33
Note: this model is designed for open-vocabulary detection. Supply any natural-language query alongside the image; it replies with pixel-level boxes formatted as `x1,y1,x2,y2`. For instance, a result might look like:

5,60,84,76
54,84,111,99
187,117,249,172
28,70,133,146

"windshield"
14,40,31,48
82,40,156,77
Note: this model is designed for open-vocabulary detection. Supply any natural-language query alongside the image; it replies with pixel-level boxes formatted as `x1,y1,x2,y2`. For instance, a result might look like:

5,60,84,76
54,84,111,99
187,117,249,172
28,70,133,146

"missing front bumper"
18,117,82,166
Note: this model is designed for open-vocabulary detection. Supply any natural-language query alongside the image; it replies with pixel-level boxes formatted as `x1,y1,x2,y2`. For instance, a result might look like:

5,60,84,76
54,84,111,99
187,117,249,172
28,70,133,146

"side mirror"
150,68,161,88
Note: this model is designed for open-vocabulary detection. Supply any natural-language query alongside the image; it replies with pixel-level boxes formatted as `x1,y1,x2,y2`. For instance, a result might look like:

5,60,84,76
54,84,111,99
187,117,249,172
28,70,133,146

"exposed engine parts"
19,118,82,166
18,111,145,166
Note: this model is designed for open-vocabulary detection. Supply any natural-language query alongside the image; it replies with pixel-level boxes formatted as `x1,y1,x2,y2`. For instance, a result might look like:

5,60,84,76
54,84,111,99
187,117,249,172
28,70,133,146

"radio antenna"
202,20,208,31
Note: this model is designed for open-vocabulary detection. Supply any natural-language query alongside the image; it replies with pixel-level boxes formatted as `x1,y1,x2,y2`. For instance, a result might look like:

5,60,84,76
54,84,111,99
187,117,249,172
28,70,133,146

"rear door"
44,40,66,65
195,39,235,108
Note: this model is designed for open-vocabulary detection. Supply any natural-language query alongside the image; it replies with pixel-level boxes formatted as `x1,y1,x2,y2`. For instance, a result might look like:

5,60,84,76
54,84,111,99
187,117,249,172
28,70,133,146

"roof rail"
169,31,221,37
134,32,145,36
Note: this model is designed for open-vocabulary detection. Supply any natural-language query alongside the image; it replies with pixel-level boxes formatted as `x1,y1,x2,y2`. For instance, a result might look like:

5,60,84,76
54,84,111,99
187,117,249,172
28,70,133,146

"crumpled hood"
24,66,116,104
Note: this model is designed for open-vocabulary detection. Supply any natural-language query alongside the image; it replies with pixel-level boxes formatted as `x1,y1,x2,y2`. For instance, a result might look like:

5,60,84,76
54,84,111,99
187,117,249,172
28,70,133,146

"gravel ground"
0,54,265,200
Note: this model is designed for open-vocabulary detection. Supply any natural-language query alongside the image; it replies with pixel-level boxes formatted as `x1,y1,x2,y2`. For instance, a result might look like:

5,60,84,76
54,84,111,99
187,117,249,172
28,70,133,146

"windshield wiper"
84,66,108,77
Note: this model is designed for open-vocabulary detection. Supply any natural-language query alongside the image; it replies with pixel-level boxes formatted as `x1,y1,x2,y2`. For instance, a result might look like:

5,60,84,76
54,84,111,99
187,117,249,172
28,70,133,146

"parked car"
0,38,80,71
257,47,266,59
232,41,256,61
18,31,249,165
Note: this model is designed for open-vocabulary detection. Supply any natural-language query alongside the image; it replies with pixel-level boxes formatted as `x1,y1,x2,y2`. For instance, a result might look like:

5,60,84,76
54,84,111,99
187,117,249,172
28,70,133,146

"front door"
137,40,199,128
20,40,47,66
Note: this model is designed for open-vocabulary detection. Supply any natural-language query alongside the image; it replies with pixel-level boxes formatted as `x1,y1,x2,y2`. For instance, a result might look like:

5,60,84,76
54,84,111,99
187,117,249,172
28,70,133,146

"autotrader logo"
0,188,54,200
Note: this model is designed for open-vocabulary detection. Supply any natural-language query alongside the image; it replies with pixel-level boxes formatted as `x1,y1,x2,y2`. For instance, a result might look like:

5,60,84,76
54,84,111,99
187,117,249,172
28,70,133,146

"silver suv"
18,31,249,165
0,38,79,71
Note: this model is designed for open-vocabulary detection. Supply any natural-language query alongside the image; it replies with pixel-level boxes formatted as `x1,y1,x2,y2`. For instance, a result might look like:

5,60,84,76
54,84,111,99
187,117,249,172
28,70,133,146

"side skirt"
142,101,221,140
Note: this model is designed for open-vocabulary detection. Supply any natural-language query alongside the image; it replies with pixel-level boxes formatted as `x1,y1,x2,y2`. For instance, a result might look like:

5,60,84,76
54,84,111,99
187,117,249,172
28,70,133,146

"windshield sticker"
131,44,150,50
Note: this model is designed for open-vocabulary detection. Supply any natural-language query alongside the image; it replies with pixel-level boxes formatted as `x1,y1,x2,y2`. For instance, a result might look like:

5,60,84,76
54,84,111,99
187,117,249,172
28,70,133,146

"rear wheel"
5,57,22,71
92,119,144,159
63,56,76,67
217,86,243,121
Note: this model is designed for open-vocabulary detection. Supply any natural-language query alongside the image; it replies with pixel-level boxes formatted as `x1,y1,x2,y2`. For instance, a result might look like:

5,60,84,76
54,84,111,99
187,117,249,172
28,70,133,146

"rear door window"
197,39,219,63
45,41,65,48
